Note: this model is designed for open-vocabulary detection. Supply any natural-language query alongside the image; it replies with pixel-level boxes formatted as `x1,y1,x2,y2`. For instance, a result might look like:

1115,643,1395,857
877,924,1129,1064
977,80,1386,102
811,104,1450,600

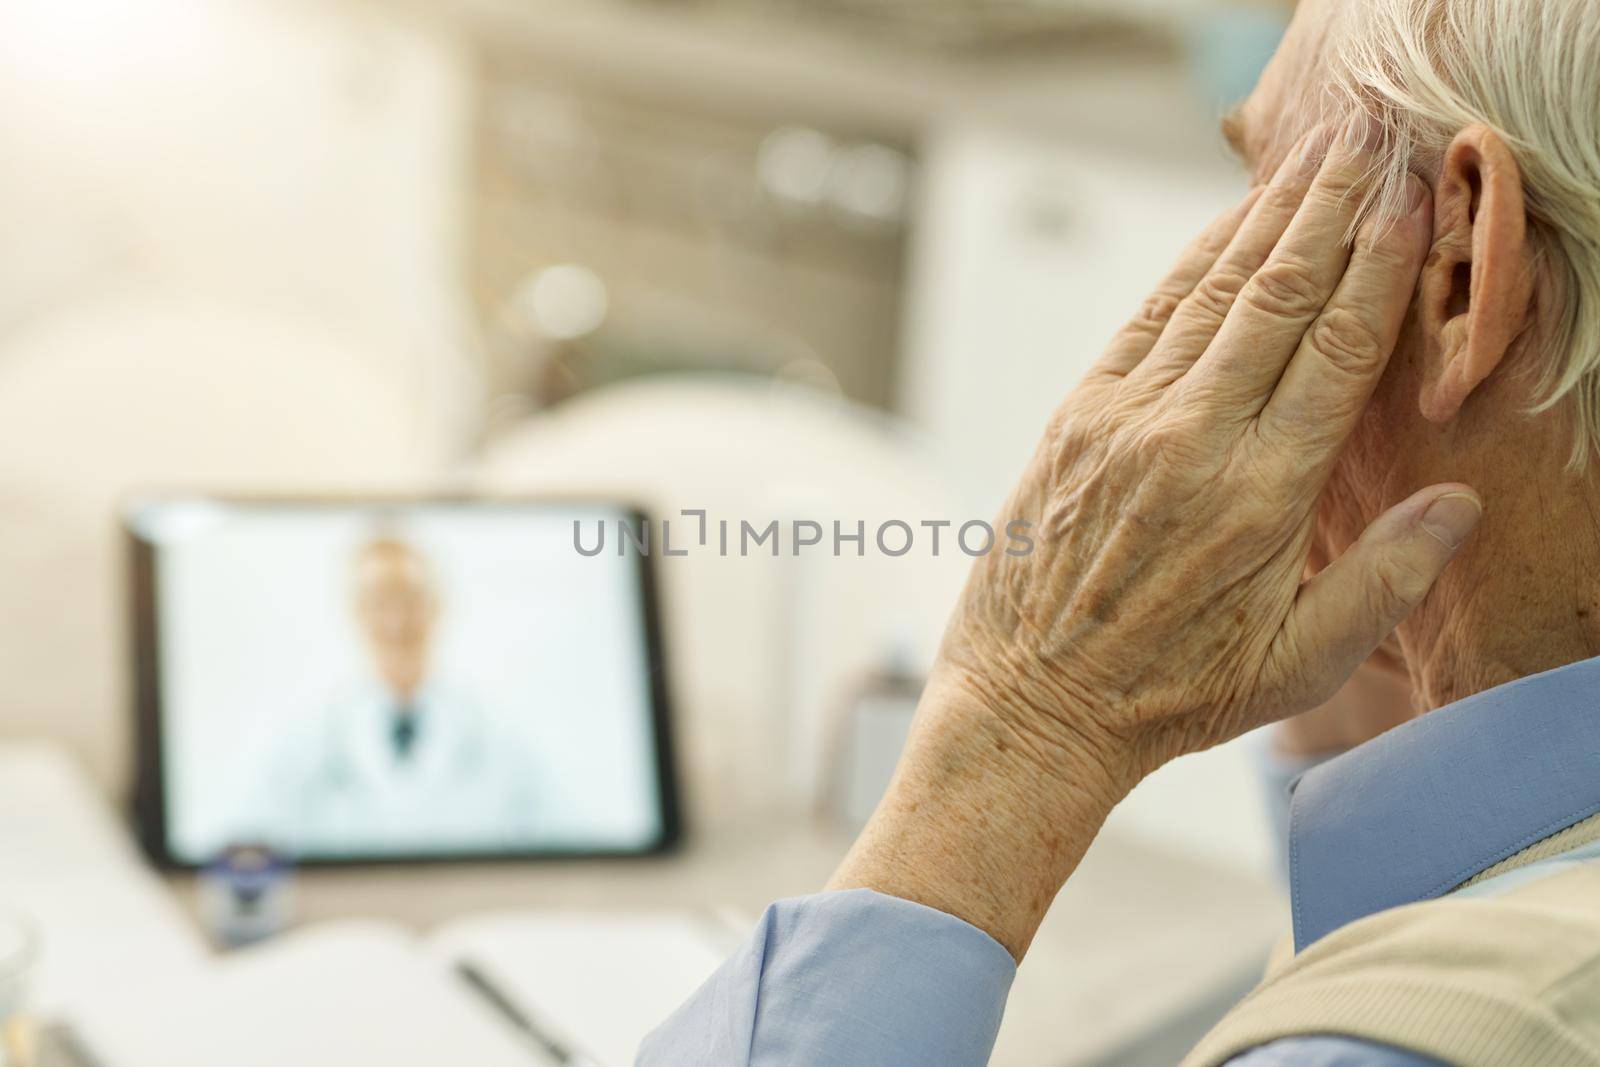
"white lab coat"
234,678,542,857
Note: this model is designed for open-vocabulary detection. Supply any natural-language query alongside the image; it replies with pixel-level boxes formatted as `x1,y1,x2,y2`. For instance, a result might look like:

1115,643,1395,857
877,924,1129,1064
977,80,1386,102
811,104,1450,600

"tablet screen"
128,498,676,865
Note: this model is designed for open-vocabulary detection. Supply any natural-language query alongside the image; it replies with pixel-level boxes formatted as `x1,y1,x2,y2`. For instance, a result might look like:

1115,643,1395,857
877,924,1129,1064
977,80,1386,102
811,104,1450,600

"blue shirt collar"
1289,654,1600,951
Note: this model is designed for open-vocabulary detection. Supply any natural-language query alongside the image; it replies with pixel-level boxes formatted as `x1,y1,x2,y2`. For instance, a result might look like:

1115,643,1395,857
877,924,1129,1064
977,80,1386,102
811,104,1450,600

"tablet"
127,496,679,867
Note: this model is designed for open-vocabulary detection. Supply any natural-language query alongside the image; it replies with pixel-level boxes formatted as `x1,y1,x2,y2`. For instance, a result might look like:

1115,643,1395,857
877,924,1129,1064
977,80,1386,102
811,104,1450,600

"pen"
455,959,595,1066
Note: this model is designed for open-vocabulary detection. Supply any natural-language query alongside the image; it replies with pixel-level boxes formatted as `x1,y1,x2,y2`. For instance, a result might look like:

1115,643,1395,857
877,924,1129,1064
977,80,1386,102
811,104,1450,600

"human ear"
1416,124,1537,423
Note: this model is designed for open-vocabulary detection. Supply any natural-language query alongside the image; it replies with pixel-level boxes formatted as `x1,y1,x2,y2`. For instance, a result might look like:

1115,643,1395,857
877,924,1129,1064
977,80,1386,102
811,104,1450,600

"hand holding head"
833,119,1479,958
945,119,1475,789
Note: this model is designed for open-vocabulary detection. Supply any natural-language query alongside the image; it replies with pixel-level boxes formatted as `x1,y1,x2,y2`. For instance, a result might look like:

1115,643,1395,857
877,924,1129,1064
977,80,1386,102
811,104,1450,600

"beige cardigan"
1182,862,1600,1067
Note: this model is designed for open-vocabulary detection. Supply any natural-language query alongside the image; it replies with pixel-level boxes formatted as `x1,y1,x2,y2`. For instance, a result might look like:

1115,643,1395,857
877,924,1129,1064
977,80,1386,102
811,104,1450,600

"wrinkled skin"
830,117,1483,959
1234,0,1591,739
941,119,1462,786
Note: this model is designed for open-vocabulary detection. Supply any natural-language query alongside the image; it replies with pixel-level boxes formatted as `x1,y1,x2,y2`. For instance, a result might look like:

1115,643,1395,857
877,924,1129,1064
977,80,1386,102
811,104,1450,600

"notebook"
71,911,742,1067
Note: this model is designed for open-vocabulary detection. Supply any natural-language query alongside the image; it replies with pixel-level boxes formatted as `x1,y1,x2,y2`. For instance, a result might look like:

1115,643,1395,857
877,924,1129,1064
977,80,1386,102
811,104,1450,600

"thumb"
1278,484,1482,710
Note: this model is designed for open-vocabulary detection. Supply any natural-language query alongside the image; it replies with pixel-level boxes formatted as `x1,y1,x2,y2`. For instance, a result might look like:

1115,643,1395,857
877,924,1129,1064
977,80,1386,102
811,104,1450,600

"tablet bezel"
127,493,682,869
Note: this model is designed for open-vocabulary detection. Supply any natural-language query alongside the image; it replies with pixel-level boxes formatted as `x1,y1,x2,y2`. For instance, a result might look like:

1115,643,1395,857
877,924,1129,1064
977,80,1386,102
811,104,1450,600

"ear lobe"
1417,124,1536,423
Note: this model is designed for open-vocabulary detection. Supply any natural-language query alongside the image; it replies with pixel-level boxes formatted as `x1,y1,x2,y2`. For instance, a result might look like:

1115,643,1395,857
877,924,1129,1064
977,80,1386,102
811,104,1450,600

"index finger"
1124,125,1334,393
1182,115,1385,408
1258,175,1432,458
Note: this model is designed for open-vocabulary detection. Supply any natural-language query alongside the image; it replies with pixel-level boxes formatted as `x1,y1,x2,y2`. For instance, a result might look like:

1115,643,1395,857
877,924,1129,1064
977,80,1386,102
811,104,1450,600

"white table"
166,816,1285,1066
0,742,1284,1066
0,745,204,1017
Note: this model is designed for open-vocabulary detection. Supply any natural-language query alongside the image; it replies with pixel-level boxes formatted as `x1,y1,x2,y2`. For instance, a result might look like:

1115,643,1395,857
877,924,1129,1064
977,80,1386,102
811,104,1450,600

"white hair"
1313,0,1600,466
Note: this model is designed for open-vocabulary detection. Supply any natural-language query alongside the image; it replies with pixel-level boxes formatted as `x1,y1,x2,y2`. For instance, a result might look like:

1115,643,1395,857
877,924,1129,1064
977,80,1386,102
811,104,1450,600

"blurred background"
0,1,1299,1064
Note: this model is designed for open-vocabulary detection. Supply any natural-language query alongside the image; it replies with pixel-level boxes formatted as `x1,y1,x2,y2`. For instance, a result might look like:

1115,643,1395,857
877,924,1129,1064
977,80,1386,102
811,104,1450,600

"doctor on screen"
236,533,542,856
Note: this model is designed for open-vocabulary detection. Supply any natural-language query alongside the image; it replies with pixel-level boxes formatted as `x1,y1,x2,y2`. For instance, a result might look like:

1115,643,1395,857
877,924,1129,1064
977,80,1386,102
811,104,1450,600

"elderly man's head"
1230,0,1600,565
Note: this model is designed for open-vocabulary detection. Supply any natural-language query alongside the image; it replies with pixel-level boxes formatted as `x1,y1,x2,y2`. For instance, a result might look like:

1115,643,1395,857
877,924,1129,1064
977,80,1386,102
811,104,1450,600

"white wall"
902,121,1244,514
0,0,481,447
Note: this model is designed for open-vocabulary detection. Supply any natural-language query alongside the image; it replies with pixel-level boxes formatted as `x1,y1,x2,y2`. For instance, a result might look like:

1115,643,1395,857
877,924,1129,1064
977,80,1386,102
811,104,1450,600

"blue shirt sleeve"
637,888,1015,1066
1224,1037,1447,1066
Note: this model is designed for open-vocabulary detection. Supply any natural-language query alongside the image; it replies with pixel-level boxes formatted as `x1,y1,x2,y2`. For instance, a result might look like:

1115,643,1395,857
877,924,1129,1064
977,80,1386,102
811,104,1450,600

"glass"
0,913,37,1067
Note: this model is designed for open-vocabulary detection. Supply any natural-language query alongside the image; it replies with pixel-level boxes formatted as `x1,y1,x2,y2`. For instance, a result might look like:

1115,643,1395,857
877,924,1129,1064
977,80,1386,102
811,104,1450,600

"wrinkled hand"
831,119,1481,958
942,119,1476,788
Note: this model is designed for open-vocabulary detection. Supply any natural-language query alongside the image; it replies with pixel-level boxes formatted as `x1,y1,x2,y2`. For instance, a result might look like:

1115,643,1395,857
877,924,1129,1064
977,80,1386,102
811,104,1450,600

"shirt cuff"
639,888,1016,1067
